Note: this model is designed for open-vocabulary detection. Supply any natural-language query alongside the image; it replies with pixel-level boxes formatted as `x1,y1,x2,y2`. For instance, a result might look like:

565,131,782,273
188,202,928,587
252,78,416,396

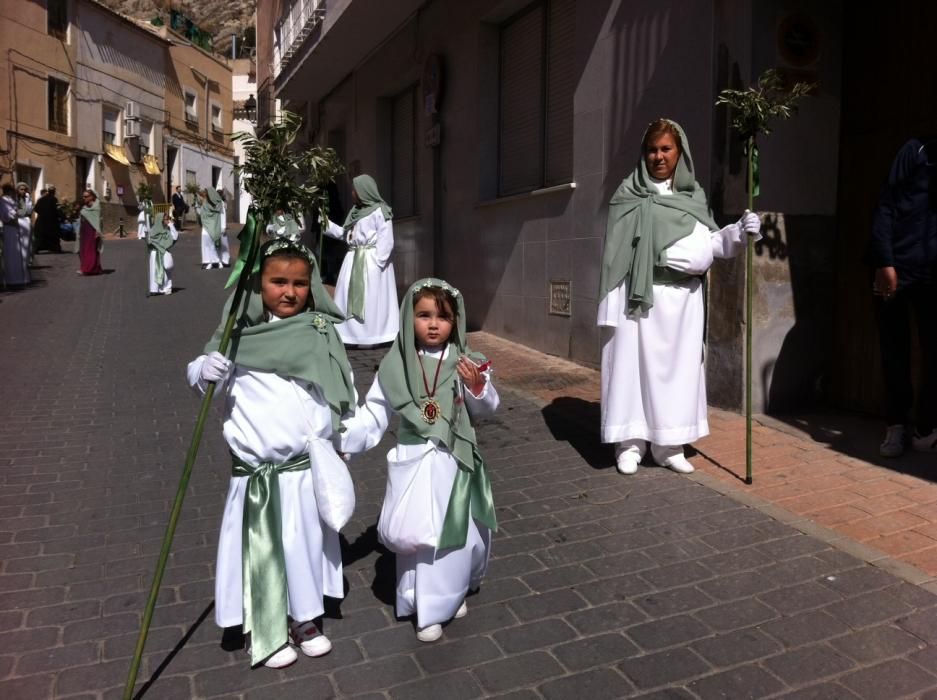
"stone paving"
1,232,937,699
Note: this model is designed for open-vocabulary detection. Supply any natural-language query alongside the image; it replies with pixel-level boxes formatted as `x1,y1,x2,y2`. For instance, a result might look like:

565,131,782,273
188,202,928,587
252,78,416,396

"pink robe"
78,218,102,275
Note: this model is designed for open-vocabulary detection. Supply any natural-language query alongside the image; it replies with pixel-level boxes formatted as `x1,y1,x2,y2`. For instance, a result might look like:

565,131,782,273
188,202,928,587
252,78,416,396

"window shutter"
545,0,574,186
498,5,544,196
391,87,416,218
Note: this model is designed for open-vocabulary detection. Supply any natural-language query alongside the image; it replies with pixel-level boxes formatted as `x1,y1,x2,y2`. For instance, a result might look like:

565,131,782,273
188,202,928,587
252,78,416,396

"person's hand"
738,209,761,236
874,267,898,300
200,351,233,384
457,356,486,396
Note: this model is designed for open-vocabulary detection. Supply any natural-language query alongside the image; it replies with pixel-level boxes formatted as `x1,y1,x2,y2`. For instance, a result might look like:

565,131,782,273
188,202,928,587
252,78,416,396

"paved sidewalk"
2,234,937,699
470,334,937,583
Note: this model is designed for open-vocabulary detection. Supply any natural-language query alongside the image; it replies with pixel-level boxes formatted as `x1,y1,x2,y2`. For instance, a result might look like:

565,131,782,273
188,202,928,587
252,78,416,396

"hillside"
96,0,255,57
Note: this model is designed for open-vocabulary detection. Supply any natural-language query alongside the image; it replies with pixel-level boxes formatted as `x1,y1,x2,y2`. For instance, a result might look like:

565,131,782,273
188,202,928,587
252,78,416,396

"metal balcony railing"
273,0,326,79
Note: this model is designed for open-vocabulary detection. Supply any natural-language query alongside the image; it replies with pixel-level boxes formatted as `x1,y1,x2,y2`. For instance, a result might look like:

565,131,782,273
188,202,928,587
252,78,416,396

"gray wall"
311,0,718,366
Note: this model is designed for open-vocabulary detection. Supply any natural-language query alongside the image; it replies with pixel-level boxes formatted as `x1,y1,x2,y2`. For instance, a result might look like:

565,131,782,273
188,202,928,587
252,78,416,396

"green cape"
200,188,224,246
343,174,392,231
205,245,354,432
598,120,717,317
147,217,175,286
376,278,497,549
80,193,102,233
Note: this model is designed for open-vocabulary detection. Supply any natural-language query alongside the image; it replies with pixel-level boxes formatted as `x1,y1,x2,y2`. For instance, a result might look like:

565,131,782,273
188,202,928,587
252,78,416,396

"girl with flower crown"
341,279,499,642
186,237,356,669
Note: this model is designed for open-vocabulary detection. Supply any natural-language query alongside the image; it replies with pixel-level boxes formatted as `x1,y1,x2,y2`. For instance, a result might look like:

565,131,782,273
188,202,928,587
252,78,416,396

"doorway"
830,2,937,414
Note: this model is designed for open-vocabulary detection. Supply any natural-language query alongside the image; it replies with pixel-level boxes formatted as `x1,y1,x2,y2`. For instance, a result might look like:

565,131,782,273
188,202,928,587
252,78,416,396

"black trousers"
876,283,937,431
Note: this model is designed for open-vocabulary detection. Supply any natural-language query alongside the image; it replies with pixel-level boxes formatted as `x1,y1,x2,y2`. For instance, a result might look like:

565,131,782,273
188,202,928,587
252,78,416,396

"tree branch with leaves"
715,68,813,484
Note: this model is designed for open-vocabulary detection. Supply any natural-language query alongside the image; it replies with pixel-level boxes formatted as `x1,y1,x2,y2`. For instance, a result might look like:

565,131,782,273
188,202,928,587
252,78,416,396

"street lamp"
243,94,257,124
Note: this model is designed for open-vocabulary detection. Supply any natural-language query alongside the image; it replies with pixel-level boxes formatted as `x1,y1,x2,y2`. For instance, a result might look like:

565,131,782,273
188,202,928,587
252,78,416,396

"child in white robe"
146,212,178,295
341,278,498,642
322,174,399,346
187,237,356,669
136,200,151,240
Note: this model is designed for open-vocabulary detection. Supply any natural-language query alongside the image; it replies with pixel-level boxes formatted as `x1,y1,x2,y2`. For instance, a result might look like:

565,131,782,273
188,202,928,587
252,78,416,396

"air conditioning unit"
124,119,140,138
125,101,139,120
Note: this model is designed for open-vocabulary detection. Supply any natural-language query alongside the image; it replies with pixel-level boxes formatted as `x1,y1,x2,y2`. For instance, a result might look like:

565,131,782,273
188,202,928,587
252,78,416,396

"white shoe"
262,645,297,669
455,601,468,619
416,624,442,642
298,634,332,657
616,452,639,475
662,454,695,474
880,424,906,457
911,429,937,453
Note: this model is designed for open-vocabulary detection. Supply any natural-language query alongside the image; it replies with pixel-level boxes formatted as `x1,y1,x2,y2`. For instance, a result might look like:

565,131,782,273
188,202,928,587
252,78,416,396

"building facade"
75,0,169,229
160,26,236,222
0,0,79,199
263,0,933,419
0,0,234,231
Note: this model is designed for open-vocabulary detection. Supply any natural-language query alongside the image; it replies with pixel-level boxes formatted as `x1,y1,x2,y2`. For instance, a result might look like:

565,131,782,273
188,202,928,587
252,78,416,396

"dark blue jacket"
869,137,937,288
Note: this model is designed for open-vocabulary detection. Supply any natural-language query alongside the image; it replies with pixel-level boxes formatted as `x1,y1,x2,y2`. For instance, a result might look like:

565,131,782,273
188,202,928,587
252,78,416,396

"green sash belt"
653,267,702,285
397,423,497,551
231,452,310,666
348,243,376,322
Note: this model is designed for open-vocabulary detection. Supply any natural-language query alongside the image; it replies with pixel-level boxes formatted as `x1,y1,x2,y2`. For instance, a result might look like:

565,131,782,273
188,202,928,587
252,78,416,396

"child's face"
261,257,311,318
413,294,454,349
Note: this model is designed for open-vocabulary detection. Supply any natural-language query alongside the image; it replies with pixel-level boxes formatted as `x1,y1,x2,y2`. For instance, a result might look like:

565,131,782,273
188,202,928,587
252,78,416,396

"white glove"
200,351,233,384
738,209,761,235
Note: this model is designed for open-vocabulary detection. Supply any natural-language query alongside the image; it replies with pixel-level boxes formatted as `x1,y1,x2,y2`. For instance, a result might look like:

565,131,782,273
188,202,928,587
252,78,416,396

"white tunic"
148,223,179,295
186,350,345,628
598,178,750,447
325,209,399,345
136,208,149,240
341,346,498,627
1,195,30,286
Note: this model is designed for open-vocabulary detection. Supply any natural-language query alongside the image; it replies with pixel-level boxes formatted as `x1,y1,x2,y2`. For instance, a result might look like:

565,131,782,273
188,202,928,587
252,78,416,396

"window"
139,121,152,157
48,77,69,134
498,0,574,196
184,90,198,124
211,166,221,190
102,107,119,145
390,86,416,218
211,104,222,132
48,0,68,40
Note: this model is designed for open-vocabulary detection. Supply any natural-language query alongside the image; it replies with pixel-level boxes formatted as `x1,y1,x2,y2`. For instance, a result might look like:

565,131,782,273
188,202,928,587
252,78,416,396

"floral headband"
261,236,317,267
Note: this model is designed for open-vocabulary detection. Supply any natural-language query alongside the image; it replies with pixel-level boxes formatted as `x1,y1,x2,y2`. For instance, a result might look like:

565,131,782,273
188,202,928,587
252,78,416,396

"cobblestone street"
3,232,937,699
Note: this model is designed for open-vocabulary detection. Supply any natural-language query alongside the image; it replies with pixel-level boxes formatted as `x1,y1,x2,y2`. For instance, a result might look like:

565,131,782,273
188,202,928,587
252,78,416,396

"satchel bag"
377,445,438,554
307,437,356,532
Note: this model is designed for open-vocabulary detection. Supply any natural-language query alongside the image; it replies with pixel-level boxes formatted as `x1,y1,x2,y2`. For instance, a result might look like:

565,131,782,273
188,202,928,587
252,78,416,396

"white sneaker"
416,624,442,642
262,645,297,669
455,601,468,619
298,634,332,657
662,454,695,474
616,452,639,475
911,429,937,453
880,424,906,457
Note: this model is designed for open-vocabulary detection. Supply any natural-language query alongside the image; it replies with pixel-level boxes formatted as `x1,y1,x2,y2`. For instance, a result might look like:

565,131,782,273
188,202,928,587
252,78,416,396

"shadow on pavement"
541,396,614,470
769,410,936,482
136,602,214,698
340,526,396,607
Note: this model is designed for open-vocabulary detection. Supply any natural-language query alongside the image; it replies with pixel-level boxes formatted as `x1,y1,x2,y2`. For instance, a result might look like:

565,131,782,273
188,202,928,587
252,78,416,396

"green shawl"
80,193,102,233
146,217,175,286
204,244,355,432
343,174,393,231
376,278,497,550
598,120,717,317
200,188,224,246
